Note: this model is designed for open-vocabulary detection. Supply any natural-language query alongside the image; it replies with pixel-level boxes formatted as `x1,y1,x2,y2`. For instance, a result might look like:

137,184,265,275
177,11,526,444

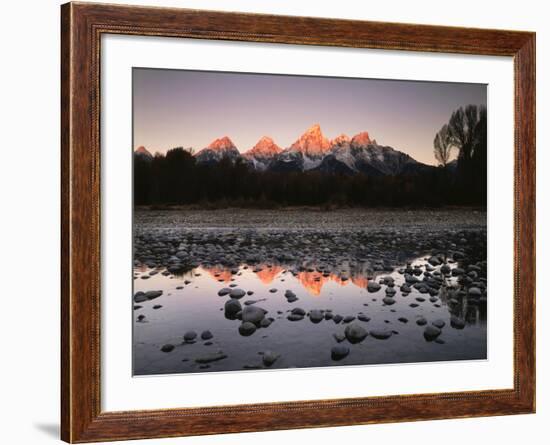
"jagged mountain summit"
270,124,334,172
138,124,434,176
194,136,241,165
289,123,331,157
134,145,153,160
243,136,283,171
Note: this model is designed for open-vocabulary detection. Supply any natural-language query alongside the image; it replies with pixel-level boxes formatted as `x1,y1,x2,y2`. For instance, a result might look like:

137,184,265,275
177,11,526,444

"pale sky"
133,68,486,165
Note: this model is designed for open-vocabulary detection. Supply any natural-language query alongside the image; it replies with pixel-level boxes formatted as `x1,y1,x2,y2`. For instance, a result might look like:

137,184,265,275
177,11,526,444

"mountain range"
136,124,434,176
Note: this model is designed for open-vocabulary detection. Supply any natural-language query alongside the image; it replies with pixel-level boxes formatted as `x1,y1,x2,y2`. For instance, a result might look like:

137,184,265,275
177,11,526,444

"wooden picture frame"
61,2,535,442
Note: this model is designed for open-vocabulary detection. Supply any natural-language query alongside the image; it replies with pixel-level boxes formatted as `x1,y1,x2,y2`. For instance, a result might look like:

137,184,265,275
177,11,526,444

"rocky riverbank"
132,208,487,375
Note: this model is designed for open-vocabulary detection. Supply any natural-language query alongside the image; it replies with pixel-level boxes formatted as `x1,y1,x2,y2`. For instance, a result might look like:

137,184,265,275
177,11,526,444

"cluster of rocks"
133,223,486,282
133,210,487,372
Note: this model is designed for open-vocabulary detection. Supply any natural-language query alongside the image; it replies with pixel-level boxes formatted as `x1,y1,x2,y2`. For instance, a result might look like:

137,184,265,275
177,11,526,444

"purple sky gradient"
133,68,486,165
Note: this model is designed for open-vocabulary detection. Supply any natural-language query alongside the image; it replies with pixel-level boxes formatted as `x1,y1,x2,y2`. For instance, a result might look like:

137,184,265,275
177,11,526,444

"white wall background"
0,0,545,444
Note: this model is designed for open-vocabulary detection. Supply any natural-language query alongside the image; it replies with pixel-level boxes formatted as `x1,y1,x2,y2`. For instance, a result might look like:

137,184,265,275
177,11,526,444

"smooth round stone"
383,297,396,305
238,322,257,336
333,332,346,343
160,344,175,353
201,330,213,340
262,351,279,367
358,314,371,322
416,317,428,326
345,323,368,344
309,310,324,323
287,313,304,321
183,331,197,342
398,317,408,323
423,325,442,341
450,316,466,329
369,329,393,340
332,314,343,324
432,319,446,329
400,284,411,293
331,344,350,361
468,287,482,296
260,318,273,328
241,306,266,325
144,290,163,300
133,292,148,303
217,288,232,296
224,299,242,318
229,288,246,299
343,315,356,323
291,307,306,316
367,282,381,293
284,290,296,299
428,256,441,266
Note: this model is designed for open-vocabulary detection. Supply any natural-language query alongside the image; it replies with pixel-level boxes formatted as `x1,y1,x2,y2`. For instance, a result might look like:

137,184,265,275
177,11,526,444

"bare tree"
433,124,454,168
447,104,484,164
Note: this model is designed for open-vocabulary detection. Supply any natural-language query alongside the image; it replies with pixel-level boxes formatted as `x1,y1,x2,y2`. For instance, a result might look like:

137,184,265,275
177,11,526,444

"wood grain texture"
60,2,536,442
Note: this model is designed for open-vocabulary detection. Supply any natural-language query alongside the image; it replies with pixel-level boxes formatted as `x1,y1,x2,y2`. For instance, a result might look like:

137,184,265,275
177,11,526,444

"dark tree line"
134,105,486,208
433,104,487,204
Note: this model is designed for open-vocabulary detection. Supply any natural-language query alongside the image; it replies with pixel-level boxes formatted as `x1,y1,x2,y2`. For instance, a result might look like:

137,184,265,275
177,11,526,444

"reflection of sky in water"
133,257,486,376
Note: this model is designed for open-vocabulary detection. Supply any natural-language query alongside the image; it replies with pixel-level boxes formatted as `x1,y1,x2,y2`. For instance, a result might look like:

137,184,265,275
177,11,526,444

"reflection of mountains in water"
203,262,372,296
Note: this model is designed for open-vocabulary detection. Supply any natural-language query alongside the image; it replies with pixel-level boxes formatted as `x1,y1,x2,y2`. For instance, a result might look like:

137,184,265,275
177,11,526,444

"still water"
133,256,487,375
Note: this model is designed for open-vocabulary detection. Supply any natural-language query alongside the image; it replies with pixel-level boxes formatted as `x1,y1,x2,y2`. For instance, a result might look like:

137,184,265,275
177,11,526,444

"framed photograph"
61,2,535,442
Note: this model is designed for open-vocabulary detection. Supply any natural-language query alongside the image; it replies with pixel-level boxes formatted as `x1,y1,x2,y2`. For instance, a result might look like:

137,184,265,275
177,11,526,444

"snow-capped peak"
206,136,237,152
245,136,282,157
351,131,373,147
289,124,331,157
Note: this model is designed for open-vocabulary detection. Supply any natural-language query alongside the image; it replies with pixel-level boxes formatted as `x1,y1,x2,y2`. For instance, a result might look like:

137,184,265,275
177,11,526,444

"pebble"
183,331,197,342
161,344,175,353
239,322,257,336
224,299,242,318
344,323,368,343
229,288,246,299
423,325,442,341
262,351,280,366
367,282,381,293
309,310,324,323
450,316,466,329
242,306,266,325
369,329,393,340
331,344,350,361
416,317,427,326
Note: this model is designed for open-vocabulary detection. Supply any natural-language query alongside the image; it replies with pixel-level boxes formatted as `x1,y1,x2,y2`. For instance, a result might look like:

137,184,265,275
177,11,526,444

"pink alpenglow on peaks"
330,134,351,147
195,136,241,164
351,131,374,147
206,136,238,152
246,136,283,157
290,124,331,157
135,145,152,156
134,145,153,160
